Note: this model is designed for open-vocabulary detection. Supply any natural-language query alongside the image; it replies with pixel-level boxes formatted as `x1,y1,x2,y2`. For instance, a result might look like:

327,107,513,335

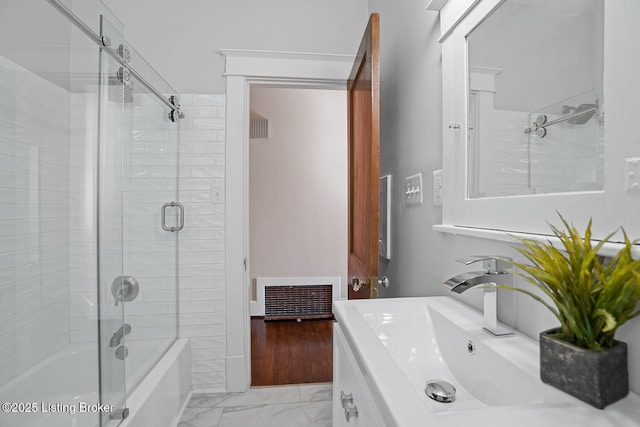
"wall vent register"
264,284,333,320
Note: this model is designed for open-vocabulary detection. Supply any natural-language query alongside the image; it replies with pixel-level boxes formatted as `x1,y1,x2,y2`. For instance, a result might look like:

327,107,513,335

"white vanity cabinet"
333,324,386,427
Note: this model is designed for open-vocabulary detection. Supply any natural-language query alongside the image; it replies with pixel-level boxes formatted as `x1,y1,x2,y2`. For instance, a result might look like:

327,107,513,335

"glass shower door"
96,11,182,423
97,15,128,426
121,43,180,395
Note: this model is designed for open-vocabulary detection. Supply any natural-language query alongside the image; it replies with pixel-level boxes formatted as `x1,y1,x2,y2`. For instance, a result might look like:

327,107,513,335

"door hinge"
243,258,247,271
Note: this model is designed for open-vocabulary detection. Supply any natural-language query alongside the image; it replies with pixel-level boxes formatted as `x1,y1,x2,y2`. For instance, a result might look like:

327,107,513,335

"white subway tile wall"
482,109,604,197
1,54,228,392
178,94,227,392
68,92,99,345
121,93,179,356
529,114,604,193
489,110,531,195
0,55,72,385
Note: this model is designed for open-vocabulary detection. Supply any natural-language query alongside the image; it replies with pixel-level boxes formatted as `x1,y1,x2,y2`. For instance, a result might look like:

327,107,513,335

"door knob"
378,276,390,288
351,277,370,292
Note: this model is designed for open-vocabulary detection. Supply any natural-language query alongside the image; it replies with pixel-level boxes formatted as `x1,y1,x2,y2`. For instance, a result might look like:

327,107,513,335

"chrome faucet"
109,323,132,347
443,256,514,337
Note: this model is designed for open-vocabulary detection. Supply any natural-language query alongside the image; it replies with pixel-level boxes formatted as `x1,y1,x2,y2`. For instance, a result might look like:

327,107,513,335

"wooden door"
347,13,380,300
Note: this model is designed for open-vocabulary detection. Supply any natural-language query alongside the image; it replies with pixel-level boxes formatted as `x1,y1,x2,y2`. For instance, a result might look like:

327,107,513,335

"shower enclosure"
0,0,184,426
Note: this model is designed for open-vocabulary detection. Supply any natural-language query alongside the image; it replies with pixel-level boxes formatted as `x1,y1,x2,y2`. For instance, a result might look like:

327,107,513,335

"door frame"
221,49,353,391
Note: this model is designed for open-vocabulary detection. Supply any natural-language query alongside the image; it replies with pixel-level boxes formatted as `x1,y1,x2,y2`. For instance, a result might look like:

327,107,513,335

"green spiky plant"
506,215,640,351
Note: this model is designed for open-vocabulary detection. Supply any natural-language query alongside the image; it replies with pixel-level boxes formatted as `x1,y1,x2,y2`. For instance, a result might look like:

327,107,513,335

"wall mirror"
466,0,605,198
439,0,640,242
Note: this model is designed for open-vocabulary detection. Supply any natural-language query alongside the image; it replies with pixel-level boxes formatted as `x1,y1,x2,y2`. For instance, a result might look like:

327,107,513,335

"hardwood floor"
251,318,333,386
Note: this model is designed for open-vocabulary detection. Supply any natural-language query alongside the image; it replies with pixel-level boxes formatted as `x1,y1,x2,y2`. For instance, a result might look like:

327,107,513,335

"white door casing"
221,49,353,391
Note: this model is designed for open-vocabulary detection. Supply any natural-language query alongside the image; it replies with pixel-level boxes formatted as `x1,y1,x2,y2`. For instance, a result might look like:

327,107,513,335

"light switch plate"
625,156,640,192
405,173,423,206
433,169,443,206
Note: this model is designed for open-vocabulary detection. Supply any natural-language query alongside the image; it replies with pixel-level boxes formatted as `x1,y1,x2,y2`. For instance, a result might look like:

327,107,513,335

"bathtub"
118,339,192,427
0,343,100,427
0,339,191,427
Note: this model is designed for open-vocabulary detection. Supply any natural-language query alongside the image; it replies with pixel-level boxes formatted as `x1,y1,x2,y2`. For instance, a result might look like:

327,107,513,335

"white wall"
178,94,227,392
249,87,348,301
370,0,640,395
101,0,369,93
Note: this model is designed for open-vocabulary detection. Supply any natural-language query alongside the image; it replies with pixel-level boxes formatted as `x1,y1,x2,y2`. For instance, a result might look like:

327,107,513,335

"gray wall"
369,1,445,299
102,0,369,93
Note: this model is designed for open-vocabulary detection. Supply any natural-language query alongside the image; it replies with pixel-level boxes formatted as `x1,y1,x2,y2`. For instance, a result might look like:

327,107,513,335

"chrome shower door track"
46,0,183,116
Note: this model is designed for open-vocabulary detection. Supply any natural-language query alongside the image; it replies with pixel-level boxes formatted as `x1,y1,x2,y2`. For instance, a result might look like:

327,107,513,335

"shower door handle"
161,202,184,232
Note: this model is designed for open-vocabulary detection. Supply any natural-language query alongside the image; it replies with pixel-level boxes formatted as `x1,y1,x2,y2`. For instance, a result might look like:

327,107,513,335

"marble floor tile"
218,401,332,427
299,384,333,402
179,384,334,427
211,385,301,407
187,393,240,408
178,407,224,427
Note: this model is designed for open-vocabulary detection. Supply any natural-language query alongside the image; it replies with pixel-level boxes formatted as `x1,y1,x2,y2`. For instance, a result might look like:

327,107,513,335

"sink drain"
425,380,456,403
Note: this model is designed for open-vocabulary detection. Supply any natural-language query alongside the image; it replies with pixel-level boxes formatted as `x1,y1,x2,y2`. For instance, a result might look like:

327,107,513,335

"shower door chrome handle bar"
161,202,184,232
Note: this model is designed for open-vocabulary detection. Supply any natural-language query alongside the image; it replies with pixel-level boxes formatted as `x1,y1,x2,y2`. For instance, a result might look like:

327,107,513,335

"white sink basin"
333,296,640,426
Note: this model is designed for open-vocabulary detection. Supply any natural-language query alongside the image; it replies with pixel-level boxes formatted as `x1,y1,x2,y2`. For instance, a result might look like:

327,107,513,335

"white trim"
437,0,483,42
224,74,249,393
469,66,501,92
433,224,640,259
426,0,449,12
222,49,353,392
252,276,341,317
221,49,353,61
219,49,353,85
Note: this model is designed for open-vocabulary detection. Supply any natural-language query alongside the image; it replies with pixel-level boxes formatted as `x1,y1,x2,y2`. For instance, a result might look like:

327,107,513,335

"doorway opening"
221,49,355,392
248,86,347,386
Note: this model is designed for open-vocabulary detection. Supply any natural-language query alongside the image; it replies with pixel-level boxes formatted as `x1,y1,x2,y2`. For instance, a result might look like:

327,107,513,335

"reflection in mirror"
467,0,604,198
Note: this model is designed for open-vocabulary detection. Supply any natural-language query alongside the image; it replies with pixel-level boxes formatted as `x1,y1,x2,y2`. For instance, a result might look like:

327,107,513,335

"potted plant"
505,215,640,409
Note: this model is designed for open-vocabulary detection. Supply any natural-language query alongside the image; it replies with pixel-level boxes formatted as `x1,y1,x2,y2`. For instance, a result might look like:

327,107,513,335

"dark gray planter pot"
539,328,629,409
